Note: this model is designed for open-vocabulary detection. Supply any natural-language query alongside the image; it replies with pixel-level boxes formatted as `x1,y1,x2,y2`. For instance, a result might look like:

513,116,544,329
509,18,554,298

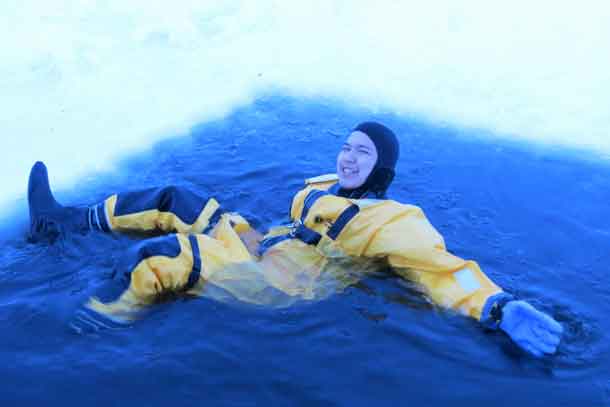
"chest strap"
327,204,360,239
258,189,360,255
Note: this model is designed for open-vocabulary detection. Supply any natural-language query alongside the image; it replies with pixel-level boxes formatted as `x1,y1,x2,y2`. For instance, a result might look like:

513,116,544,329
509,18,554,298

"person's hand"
500,300,563,357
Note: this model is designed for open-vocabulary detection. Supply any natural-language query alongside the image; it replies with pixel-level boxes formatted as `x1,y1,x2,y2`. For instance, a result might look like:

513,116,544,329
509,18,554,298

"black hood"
334,121,399,199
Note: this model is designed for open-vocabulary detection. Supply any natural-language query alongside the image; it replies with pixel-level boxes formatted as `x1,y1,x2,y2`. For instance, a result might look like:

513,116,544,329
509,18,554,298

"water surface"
1,97,608,406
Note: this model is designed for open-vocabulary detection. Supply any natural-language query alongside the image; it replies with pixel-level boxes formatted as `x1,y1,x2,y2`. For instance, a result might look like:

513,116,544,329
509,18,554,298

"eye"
357,148,371,155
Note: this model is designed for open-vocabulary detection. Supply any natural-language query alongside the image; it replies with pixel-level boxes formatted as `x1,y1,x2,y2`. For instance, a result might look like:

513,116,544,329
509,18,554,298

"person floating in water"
28,122,563,357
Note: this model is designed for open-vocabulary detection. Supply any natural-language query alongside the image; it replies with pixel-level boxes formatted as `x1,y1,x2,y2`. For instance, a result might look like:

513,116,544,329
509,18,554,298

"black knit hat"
336,121,400,199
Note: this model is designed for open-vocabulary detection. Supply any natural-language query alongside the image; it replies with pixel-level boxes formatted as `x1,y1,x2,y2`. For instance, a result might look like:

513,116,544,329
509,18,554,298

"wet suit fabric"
84,175,505,327
101,186,222,235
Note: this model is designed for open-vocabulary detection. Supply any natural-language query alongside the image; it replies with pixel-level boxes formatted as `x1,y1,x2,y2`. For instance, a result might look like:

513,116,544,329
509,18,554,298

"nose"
342,149,356,163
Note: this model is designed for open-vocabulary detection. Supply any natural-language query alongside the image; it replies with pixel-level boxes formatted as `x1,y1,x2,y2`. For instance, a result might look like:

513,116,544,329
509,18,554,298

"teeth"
342,168,357,175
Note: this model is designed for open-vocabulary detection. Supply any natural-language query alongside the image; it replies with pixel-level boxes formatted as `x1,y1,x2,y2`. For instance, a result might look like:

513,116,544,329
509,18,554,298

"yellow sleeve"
341,202,503,320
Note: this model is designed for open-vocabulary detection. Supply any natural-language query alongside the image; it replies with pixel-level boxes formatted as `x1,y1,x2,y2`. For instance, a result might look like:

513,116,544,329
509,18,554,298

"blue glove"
500,300,563,357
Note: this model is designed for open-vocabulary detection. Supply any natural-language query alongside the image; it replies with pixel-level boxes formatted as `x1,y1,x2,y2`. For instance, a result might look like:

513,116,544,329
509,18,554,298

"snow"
2,0,609,213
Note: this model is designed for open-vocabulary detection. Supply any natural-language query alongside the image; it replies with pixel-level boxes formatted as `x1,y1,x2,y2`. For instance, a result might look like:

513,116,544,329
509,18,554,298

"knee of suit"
113,186,207,222
91,234,200,308
156,186,204,221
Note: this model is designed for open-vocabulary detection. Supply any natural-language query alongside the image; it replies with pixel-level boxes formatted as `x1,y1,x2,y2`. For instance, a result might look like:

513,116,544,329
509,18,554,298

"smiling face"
336,131,378,189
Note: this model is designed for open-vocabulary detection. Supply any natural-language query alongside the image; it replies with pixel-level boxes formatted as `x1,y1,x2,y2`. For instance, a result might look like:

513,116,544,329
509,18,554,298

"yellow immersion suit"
85,174,506,327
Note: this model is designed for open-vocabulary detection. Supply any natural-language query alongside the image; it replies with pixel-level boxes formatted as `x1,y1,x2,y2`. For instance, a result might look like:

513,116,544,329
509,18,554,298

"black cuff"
481,292,514,330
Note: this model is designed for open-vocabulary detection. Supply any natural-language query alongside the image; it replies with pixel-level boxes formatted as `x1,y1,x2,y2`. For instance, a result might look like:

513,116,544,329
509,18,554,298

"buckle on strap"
259,190,360,256
289,219,302,237
292,223,322,245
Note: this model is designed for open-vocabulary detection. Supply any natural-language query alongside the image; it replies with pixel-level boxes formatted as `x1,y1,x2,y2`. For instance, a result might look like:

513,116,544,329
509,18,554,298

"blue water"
1,96,609,406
